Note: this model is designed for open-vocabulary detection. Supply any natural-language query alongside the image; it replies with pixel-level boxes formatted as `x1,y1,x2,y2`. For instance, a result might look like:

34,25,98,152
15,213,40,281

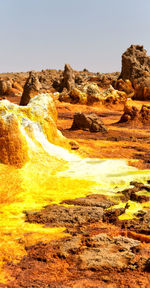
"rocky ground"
56,100,150,170
1,45,150,287
4,186,150,288
0,94,149,287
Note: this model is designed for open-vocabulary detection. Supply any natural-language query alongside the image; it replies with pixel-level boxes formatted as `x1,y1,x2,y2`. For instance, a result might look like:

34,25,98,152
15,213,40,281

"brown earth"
56,100,150,170
5,214,150,288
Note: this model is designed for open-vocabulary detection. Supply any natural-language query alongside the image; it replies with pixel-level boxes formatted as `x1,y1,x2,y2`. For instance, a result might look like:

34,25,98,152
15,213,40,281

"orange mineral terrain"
0,93,149,288
0,46,150,288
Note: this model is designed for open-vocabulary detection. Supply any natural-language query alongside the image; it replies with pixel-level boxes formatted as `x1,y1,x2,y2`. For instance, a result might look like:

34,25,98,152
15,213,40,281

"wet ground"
5,189,150,287
1,97,150,288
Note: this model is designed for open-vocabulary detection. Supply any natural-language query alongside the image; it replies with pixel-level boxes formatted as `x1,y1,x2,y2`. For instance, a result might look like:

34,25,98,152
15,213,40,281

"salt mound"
0,93,70,167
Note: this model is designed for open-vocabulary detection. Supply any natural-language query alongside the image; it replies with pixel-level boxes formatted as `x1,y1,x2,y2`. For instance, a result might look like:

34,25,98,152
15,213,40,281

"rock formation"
97,85,127,104
113,79,135,98
61,194,116,209
12,81,23,93
63,64,75,90
53,64,75,92
119,99,150,126
120,45,150,80
59,83,127,105
0,93,69,167
38,69,62,92
84,83,101,104
20,71,41,105
59,83,101,105
25,203,104,227
71,112,107,133
0,113,28,168
0,79,23,98
133,76,150,100
119,100,139,123
119,45,150,100
0,79,12,95
60,64,75,91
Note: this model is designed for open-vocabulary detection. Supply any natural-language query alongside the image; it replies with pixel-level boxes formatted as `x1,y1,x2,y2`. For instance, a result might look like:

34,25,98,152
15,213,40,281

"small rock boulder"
85,83,101,105
133,76,150,100
8,87,22,97
71,112,107,133
0,79,12,95
119,100,139,123
113,79,135,98
119,99,150,126
12,81,23,93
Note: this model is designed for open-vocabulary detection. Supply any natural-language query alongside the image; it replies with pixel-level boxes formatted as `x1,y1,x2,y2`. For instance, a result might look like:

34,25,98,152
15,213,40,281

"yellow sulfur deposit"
0,93,70,167
0,93,150,283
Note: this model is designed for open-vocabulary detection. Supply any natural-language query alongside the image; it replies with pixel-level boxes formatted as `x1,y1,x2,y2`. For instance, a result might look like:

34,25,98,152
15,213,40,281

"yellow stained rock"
0,93,70,167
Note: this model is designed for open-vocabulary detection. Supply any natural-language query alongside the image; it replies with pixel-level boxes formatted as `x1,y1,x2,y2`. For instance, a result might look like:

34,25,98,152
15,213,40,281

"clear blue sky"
0,0,150,73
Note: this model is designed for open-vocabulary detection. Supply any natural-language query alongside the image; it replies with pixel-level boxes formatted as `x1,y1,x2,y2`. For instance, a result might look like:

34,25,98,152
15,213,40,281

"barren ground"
1,95,150,288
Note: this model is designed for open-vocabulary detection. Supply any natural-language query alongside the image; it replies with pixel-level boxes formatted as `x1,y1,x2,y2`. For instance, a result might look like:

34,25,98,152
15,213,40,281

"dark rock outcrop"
61,64,75,92
53,64,75,93
20,71,41,105
25,204,104,227
103,206,128,225
71,112,108,133
78,234,140,271
38,69,62,92
61,194,116,209
120,182,150,203
120,45,150,81
8,229,150,288
119,45,150,100
63,64,75,91
123,211,150,235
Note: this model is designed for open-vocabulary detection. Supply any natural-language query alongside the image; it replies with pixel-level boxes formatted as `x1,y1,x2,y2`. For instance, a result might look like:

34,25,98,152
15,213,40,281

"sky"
0,0,150,73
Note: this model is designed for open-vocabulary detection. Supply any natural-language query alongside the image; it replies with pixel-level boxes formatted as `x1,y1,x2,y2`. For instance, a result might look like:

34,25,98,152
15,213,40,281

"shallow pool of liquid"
0,119,150,283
